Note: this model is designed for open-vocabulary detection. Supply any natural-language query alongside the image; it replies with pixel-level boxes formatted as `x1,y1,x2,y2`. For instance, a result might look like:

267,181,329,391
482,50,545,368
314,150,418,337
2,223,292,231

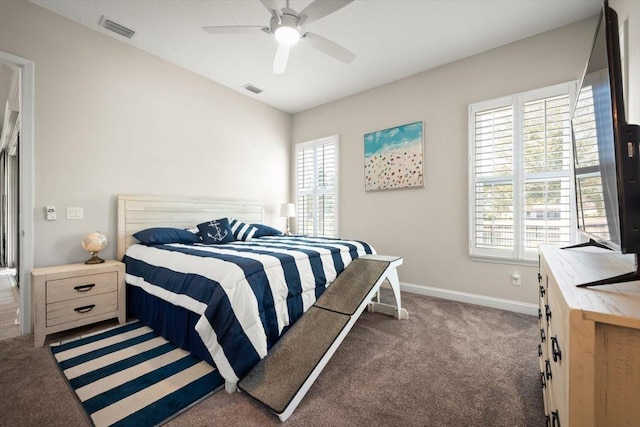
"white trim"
399,282,538,316
469,254,538,267
0,51,35,334
513,94,524,260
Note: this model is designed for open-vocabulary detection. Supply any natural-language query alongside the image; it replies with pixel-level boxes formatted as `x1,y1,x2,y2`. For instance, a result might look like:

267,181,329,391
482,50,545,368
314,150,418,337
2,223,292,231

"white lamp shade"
81,231,108,253
280,203,296,218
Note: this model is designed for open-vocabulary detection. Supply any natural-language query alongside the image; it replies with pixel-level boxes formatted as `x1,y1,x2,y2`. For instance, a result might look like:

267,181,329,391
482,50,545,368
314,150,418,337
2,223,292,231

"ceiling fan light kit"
272,11,301,45
203,0,355,74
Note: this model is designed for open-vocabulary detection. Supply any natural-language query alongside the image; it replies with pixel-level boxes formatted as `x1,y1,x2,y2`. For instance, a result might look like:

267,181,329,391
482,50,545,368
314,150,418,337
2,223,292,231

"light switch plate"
66,207,84,220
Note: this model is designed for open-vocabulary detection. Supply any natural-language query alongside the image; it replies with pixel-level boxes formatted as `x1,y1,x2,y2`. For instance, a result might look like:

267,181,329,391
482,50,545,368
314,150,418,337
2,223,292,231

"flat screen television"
570,0,640,287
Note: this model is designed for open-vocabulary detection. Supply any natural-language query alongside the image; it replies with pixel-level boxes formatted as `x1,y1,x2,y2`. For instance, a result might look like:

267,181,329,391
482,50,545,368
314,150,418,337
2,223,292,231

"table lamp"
81,231,108,264
280,203,296,235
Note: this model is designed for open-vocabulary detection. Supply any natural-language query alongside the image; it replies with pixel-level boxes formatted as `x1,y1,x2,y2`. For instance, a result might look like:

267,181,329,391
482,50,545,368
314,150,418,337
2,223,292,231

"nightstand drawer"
32,259,126,347
46,292,118,327
46,272,117,303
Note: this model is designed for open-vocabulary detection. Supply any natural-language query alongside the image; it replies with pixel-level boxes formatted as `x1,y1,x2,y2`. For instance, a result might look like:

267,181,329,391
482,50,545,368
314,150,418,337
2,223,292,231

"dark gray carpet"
0,291,544,427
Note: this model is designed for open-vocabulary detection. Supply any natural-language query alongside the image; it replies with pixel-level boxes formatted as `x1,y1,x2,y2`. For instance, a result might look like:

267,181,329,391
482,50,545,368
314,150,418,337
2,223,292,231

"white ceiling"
30,0,601,114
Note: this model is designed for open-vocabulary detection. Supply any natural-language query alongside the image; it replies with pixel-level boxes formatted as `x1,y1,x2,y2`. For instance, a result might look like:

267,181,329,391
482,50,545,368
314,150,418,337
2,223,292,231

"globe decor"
81,232,108,264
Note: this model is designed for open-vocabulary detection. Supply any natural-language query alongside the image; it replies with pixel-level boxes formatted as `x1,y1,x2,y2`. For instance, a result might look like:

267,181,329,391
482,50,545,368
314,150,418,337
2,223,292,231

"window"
295,135,338,237
469,83,576,263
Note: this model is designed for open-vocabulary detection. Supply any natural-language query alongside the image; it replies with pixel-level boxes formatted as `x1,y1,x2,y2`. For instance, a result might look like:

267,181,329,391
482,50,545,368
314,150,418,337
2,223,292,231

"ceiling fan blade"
302,32,355,64
299,0,354,25
273,43,290,74
259,0,281,18
203,25,266,34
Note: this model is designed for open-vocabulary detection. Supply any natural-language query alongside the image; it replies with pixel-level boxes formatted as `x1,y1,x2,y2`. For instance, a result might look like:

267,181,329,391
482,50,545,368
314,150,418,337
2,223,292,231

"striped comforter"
123,236,375,389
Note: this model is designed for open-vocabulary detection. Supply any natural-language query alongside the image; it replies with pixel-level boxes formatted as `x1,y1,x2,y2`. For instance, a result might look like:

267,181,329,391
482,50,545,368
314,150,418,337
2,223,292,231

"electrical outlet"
511,272,521,286
45,206,56,221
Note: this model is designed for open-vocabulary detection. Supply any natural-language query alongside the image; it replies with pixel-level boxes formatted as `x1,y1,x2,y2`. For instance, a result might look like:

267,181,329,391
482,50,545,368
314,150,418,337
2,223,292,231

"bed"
117,195,375,392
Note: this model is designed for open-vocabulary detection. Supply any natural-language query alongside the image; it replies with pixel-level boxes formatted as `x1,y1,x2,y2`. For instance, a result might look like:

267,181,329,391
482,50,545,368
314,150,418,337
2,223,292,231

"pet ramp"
238,254,408,422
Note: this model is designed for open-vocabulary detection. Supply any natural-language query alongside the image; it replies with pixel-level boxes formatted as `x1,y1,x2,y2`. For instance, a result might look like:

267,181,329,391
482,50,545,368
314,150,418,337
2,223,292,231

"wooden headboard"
117,195,264,260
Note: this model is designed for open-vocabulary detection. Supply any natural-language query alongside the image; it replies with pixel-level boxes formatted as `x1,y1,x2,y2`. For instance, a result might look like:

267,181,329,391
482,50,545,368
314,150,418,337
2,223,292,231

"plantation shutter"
295,136,338,237
522,94,573,253
472,105,515,256
469,82,576,263
316,142,337,237
297,145,315,236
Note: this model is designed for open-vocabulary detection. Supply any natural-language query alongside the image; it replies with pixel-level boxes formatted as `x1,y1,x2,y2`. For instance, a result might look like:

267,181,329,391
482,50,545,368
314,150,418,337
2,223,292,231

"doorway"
0,51,34,337
0,61,20,339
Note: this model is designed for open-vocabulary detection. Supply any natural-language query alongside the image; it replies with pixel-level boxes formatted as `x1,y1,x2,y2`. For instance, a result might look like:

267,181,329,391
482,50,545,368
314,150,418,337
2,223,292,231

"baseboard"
399,282,538,316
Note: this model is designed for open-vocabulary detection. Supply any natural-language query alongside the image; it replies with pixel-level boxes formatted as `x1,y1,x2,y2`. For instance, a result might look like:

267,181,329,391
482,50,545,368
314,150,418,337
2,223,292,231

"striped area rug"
50,321,224,427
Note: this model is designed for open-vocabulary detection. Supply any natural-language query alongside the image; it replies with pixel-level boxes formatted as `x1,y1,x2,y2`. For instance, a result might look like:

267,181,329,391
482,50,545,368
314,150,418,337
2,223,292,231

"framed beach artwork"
364,121,424,191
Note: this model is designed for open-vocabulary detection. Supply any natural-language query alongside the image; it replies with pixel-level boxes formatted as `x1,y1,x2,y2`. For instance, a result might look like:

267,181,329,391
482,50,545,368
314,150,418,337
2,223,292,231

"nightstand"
31,260,126,347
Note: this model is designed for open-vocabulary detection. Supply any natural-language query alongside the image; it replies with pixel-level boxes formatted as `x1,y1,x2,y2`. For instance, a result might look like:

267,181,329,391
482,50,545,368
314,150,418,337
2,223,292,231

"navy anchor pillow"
197,218,235,244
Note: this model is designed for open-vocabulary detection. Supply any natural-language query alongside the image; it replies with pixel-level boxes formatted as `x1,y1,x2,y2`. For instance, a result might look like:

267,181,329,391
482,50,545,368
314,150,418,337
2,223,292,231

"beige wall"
0,0,291,267
292,18,600,305
611,0,640,124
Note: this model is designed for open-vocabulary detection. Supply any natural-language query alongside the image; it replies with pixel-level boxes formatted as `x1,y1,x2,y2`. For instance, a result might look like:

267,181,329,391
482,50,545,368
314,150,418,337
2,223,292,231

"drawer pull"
545,414,551,427
540,328,546,343
74,304,96,314
552,410,561,427
538,343,542,357
538,272,542,283
545,304,552,321
551,336,562,362
73,284,96,292
540,372,546,389
540,285,545,298
538,308,542,320
545,359,552,380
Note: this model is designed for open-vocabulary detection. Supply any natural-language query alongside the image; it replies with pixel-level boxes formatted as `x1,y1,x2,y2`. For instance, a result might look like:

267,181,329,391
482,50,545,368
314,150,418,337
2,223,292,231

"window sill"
470,255,538,267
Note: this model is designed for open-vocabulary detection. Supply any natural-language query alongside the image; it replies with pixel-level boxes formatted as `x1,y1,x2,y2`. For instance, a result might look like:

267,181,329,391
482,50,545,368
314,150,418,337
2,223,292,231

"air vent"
99,15,136,39
243,84,263,94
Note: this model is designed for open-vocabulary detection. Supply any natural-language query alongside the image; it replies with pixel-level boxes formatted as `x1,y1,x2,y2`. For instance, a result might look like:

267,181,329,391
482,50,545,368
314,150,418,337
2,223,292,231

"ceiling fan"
203,0,355,74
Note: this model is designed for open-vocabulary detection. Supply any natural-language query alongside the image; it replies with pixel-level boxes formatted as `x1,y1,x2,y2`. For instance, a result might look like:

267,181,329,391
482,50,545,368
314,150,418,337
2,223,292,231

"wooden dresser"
31,260,126,347
538,246,640,427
